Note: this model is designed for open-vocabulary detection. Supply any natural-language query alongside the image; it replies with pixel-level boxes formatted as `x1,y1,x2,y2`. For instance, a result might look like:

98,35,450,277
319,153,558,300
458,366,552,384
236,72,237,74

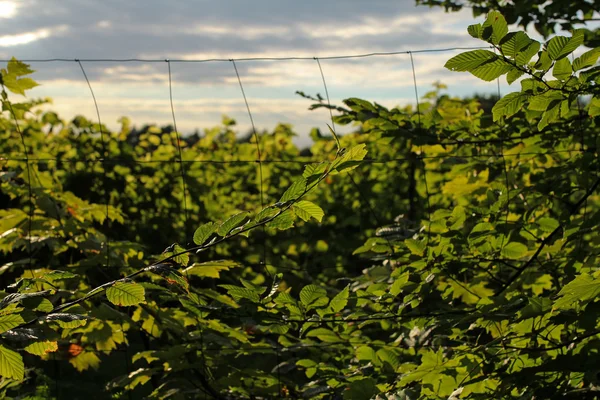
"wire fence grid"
0,45,592,399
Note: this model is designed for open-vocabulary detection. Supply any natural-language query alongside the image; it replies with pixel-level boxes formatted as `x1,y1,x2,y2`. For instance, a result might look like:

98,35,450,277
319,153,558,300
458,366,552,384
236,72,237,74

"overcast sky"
0,0,514,144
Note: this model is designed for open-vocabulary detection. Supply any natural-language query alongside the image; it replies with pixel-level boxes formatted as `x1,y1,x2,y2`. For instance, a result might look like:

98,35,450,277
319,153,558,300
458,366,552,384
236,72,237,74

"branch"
496,176,600,296
10,157,337,331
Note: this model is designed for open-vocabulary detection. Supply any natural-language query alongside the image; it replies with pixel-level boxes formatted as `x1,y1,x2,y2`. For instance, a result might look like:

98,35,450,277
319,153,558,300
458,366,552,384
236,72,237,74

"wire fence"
0,45,591,399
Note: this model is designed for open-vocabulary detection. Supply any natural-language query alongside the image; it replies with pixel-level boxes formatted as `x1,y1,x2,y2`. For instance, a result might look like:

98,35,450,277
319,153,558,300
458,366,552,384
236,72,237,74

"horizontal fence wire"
0,45,592,399
0,46,492,63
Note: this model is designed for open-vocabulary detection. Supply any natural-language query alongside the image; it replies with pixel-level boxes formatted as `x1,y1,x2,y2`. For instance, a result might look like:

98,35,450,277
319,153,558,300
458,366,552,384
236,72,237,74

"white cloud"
0,1,17,18
0,25,68,47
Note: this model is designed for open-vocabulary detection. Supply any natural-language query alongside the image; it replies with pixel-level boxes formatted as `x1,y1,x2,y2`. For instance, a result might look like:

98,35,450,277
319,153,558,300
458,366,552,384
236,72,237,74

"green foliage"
1,9,600,398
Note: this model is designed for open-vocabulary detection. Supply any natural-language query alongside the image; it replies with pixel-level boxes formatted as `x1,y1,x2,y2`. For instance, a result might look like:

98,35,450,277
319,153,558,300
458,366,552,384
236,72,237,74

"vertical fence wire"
230,58,277,396
77,60,132,400
314,57,395,257
492,48,511,254
3,93,34,281
167,60,191,241
408,52,432,258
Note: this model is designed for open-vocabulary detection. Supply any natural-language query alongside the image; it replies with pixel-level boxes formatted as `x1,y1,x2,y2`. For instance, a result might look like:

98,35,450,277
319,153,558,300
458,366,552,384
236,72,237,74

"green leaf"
184,260,241,279
528,91,564,112
589,96,600,117
377,348,400,371
506,68,525,84
0,345,24,380
106,282,146,306
500,242,528,259
355,345,377,362
537,217,559,232
329,286,349,313
24,341,58,356
547,30,584,60
280,178,307,203
573,48,600,71
0,313,24,334
172,244,189,266
445,50,498,72
219,285,260,303
254,206,278,223
470,58,514,81
305,327,339,342
7,58,34,77
515,41,541,65
293,200,324,222
492,92,527,121
467,24,483,39
405,238,425,256
533,51,553,72
343,378,378,400
193,222,217,245
500,31,533,59
332,144,368,173
217,212,249,236
300,284,328,308
265,209,295,230
42,270,77,281
481,11,508,45
468,222,494,242
554,273,600,310
552,57,572,80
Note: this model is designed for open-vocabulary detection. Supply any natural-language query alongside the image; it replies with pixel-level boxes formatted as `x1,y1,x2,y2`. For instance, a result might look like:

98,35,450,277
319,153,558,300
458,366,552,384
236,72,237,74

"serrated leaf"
500,31,533,58
300,284,328,308
172,244,190,266
405,238,425,256
106,282,145,306
589,96,600,117
506,68,524,84
193,222,216,245
482,11,508,45
329,286,349,313
0,314,24,334
305,327,339,342
0,345,24,380
573,48,600,71
344,378,378,400
24,341,58,356
217,212,249,236
445,50,498,72
467,23,482,39
356,345,377,361
42,270,77,280
552,57,572,80
293,200,324,222
470,58,514,81
254,206,278,223
69,351,101,372
280,178,307,203
265,209,295,230
333,144,368,173
554,273,600,310
500,242,528,259
219,285,260,303
184,260,241,279
377,348,400,371
493,92,527,121
547,30,584,60
537,217,559,232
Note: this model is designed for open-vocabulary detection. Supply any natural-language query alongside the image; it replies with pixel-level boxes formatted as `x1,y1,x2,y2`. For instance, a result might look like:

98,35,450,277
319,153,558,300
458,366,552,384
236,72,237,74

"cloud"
0,25,68,47
0,0,500,142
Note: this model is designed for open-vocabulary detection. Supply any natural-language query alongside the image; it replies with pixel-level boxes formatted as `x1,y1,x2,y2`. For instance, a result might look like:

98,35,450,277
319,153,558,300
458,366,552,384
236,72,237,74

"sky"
0,0,517,144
